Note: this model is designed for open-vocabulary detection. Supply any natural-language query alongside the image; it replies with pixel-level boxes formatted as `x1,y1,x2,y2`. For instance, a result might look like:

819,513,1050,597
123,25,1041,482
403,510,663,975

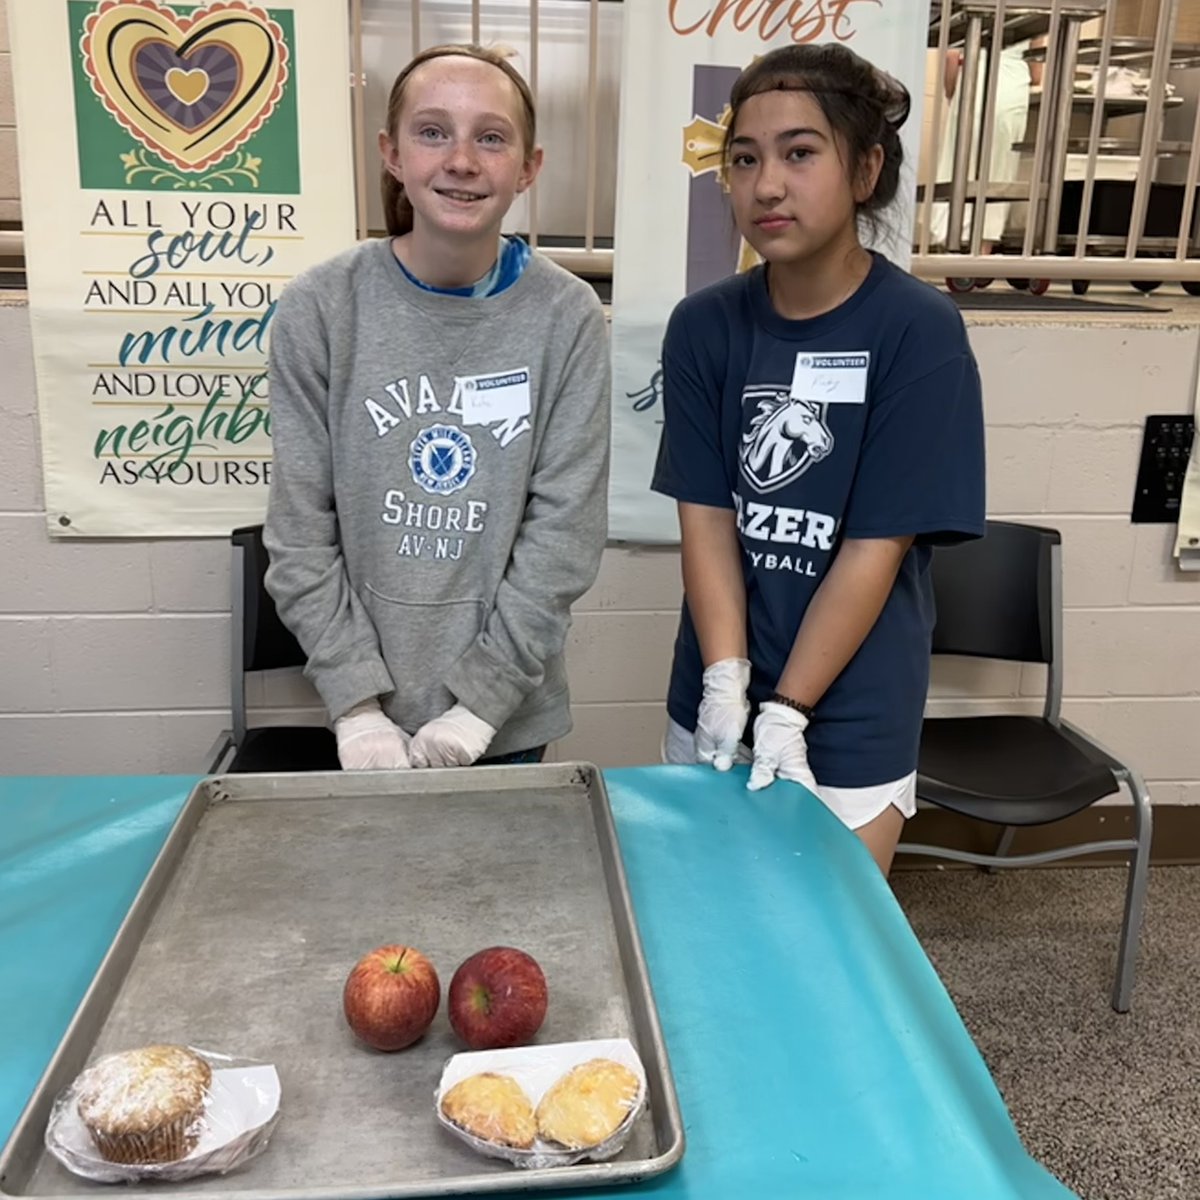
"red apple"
342,944,440,1051
448,946,548,1050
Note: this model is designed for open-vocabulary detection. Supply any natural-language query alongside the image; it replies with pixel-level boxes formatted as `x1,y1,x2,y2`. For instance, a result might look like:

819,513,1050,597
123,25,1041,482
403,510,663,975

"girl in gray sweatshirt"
263,44,610,770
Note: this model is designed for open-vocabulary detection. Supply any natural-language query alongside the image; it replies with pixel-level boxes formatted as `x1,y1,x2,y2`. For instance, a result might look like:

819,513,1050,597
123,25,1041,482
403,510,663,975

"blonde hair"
381,44,538,237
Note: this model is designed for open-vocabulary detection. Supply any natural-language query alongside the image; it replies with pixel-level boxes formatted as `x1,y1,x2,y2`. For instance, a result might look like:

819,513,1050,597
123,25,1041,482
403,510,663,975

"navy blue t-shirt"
652,254,985,788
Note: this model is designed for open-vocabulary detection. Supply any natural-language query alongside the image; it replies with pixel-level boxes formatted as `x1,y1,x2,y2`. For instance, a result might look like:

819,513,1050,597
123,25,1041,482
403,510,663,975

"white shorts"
663,718,917,832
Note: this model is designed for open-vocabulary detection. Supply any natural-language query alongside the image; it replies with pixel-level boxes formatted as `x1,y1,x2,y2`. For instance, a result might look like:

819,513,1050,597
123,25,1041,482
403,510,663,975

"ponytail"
381,171,414,237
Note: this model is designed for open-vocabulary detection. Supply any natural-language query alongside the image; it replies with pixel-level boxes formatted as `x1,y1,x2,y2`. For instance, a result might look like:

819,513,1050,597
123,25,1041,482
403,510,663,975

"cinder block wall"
3,301,1199,807
928,324,1200,808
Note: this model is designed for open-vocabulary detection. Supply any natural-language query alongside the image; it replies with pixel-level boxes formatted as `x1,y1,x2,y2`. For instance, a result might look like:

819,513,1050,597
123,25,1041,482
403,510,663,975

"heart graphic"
165,68,211,107
82,0,289,172
143,46,236,130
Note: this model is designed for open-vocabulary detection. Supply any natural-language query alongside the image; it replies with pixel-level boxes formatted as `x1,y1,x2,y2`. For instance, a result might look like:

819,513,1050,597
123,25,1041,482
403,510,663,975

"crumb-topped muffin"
535,1058,640,1149
75,1045,211,1164
441,1073,536,1149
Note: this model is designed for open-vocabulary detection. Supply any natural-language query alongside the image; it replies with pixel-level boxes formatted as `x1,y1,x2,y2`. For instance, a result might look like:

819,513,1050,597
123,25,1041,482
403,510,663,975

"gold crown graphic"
682,105,732,183
681,103,759,274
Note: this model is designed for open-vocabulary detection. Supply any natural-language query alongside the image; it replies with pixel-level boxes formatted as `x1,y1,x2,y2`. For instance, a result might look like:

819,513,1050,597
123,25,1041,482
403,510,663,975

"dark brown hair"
381,44,537,237
723,44,910,232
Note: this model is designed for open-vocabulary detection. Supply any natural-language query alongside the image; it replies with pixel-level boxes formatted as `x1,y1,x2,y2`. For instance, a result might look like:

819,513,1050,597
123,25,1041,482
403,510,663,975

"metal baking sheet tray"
0,765,684,1199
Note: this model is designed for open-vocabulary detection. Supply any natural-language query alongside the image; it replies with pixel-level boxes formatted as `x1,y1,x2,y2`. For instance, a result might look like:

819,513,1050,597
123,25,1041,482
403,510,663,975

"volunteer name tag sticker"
460,368,533,427
790,352,870,404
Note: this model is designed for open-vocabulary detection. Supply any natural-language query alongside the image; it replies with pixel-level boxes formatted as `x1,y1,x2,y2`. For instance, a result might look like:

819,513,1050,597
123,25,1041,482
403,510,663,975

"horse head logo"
739,391,833,493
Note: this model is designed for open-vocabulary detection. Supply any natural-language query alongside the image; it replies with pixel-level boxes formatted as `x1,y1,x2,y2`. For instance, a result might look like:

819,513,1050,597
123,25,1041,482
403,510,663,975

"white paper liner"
435,1037,648,1170
46,1049,281,1184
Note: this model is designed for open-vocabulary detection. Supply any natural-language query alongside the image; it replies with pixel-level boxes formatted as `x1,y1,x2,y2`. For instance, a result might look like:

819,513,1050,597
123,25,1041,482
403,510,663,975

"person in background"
931,38,1043,252
654,44,986,875
264,45,610,772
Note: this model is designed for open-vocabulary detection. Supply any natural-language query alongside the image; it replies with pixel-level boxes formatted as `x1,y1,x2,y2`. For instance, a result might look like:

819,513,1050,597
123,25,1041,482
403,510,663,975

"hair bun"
875,69,911,132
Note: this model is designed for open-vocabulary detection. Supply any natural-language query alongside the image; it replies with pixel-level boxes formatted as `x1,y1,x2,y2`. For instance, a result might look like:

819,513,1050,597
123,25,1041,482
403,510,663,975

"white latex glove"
410,704,497,768
747,701,818,793
695,657,752,772
335,698,411,771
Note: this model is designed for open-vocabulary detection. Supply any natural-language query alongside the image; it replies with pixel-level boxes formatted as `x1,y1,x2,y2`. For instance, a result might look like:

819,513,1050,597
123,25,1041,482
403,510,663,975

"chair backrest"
229,524,307,742
928,520,1063,719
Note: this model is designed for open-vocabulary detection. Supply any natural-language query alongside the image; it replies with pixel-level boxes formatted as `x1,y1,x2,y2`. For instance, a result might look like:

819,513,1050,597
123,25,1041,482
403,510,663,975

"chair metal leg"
1112,770,1153,1013
1057,719,1154,1012
984,825,1016,874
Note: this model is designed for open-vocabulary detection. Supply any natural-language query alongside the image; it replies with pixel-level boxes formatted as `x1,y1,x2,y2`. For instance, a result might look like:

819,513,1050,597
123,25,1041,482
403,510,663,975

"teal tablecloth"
0,768,1076,1199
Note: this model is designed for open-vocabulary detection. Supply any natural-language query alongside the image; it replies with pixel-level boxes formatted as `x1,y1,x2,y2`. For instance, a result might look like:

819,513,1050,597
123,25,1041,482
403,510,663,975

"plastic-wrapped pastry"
75,1045,212,1165
440,1073,536,1150
535,1058,640,1149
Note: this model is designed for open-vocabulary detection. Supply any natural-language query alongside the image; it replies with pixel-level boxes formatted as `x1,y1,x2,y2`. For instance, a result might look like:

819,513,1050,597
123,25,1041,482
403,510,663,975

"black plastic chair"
896,520,1152,1012
206,524,340,773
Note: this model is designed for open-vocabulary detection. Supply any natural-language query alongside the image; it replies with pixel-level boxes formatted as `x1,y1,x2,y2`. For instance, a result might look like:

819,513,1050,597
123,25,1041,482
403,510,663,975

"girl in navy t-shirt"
653,45,985,875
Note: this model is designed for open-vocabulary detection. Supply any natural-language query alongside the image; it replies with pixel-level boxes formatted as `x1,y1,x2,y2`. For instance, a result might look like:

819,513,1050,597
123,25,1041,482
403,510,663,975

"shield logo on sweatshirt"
409,425,477,496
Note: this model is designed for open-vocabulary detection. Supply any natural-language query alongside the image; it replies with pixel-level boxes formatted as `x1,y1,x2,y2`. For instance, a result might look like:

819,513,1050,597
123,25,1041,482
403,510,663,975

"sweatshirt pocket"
362,584,486,730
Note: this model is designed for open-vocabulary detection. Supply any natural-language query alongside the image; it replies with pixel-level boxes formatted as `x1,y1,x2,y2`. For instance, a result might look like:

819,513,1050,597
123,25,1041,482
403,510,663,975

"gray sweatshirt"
263,237,611,755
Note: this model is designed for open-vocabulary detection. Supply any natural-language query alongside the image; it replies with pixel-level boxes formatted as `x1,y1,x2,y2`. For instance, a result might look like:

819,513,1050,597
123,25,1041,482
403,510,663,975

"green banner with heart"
71,0,300,193
11,0,354,535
